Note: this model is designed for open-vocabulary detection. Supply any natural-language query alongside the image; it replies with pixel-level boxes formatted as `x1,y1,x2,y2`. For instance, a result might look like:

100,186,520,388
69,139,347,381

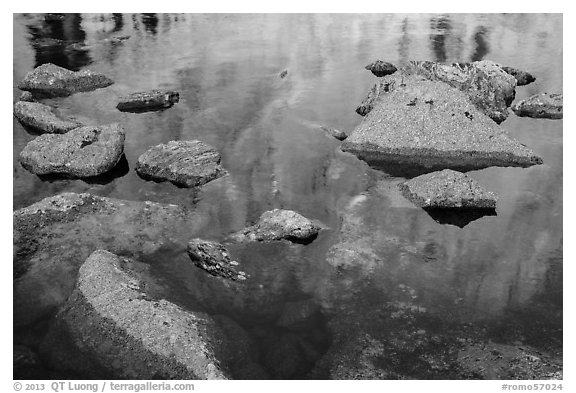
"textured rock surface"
365,60,397,77
398,169,497,209
13,192,208,327
187,239,246,281
342,73,542,173
319,126,348,141
41,250,229,379
512,93,563,119
14,101,82,134
17,63,114,97
116,90,180,112
136,140,227,188
230,209,321,244
18,91,35,102
501,66,536,86
20,123,125,177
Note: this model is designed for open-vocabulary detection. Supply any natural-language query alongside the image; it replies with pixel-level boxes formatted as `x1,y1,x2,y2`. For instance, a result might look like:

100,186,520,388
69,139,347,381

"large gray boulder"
136,140,227,188
116,90,180,112
17,63,114,97
512,93,563,119
343,73,542,173
13,192,208,327
19,123,125,178
41,250,228,379
230,209,321,244
14,101,82,134
398,169,497,209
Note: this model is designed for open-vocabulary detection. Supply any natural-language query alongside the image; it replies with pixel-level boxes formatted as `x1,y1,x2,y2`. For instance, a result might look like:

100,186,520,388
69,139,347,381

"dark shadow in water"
141,14,159,35
430,15,451,63
424,207,497,228
112,13,124,33
26,13,92,71
36,154,130,185
470,26,490,62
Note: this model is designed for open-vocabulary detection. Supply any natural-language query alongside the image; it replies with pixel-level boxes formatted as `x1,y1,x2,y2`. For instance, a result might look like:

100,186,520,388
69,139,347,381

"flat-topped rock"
41,250,229,379
187,239,246,281
230,209,321,244
20,123,125,178
501,66,536,86
116,90,180,112
365,60,397,77
343,73,542,173
14,101,82,134
512,93,563,119
398,169,497,209
17,63,114,97
136,140,227,188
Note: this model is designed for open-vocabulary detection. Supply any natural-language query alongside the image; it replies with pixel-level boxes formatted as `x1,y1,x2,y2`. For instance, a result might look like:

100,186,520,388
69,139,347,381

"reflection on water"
13,13,562,378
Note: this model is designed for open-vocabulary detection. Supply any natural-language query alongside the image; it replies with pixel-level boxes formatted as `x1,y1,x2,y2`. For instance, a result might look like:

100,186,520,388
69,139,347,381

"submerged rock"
116,90,180,112
501,66,536,86
230,209,321,244
17,63,114,97
365,60,397,77
398,169,497,209
13,192,208,327
14,101,82,134
512,93,563,119
279,69,288,78
342,73,542,173
277,299,321,329
19,123,125,178
136,140,227,188
319,126,348,141
41,250,229,379
187,239,246,281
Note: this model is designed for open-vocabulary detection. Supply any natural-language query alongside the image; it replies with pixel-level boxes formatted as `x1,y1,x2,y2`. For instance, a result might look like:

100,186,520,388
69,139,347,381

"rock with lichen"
187,239,246,281
116,90,180,112
512,93,563,119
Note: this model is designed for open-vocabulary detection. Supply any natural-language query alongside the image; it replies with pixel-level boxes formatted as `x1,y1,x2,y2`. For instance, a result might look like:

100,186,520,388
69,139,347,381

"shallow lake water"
13,13,563,379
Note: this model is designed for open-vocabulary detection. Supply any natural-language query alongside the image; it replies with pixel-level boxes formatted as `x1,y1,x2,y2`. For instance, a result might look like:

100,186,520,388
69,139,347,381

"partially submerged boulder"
365,60,397,77
136,140,227,188
19,123,125,178
187,239,247,281
230,209,321,244
14,101,82,134
398,169,497,209
343,73,542,173
116,90,180,112
501,66,536,86
17,63,114,97
319,126,348,141
41,250,229,379
512,93,563,119
13,192,208,327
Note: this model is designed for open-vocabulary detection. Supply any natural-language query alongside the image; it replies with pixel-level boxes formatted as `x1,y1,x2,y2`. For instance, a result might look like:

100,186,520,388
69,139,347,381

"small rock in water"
512,93,563,119
279,69,288,78
135,140,227,188
398,169,497,209
19,123,125,178
116,90,180,112
14,101,83,134
365,60,398,77
187,239,243,281
18,91,35,102
230,209,321,244
17,63,114,97
319,126,348,141
501,66,536,86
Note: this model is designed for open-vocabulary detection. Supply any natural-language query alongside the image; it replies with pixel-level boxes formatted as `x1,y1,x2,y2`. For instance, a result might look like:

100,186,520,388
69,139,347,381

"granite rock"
14,101,83,134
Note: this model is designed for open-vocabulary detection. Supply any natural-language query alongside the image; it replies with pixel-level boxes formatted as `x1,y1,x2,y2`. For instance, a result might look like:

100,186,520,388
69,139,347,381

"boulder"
319,126,348,141
136,140,227,188
14,101,83,134
512,93,563,119
116,90,180,112
19,123,125,178
230,209,321,244
187,239,247,281
13,192,208,327
41,250,229,379
342,73,542,173
365,60,397,77
17,63,114,97
398,169,497,209
501,66,536,86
